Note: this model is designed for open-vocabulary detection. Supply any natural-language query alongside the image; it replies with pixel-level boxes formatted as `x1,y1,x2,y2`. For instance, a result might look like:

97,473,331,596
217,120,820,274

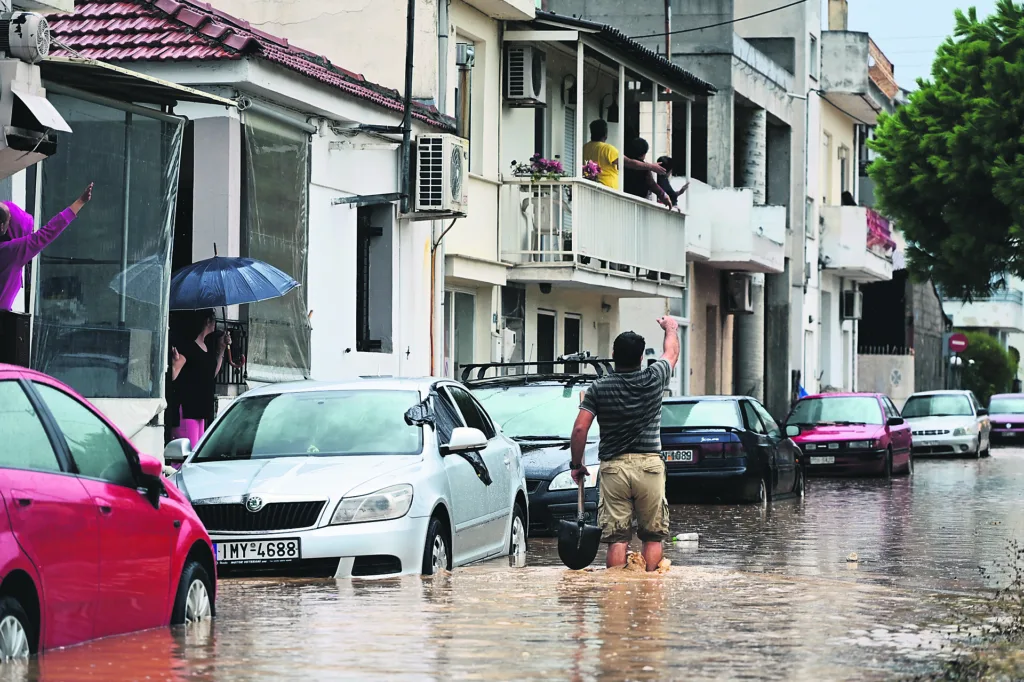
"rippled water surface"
5,450,1024,681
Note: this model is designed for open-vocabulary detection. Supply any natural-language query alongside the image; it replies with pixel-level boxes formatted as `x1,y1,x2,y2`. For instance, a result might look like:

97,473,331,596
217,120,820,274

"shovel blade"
557,519,602,570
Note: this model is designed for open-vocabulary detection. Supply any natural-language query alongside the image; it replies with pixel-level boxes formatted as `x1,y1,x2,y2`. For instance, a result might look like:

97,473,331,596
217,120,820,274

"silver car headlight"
548,464,599,491
330,484,413,525
953,425,975,437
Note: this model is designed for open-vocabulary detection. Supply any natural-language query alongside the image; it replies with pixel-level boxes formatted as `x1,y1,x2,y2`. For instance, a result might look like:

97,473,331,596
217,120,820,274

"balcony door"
563,313,581,372
444,290,475,379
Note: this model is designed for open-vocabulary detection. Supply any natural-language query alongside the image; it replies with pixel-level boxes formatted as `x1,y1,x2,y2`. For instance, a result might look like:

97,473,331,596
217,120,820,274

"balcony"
499,178,687,297
941,290,1024,333
686,180,787,273
462,0,534,19
820,206,895,282
820,32,896,124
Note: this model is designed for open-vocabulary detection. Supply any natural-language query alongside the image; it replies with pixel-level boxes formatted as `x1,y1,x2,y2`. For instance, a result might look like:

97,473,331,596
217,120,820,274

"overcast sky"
824,0,999,89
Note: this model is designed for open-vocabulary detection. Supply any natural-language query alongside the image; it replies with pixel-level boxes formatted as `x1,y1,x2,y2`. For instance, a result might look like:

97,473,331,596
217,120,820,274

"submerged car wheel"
422,516,451,575
794,467,805,499
172,560,215,625
884,449,893,479
0,596,33,660
509,503,527,567
756,477,769,506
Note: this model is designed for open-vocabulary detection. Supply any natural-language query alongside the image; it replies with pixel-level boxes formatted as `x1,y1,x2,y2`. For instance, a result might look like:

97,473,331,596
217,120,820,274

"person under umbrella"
0,183,94,311
167,308,230,448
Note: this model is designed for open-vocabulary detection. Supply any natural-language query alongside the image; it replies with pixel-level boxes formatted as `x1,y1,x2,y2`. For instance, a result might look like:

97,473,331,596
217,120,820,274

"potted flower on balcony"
582,160,600,182
510,154,565,182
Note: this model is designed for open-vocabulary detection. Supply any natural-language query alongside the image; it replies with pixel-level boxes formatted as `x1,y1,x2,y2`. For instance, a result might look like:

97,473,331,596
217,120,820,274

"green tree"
868,0,1024,300
960,331,1016,404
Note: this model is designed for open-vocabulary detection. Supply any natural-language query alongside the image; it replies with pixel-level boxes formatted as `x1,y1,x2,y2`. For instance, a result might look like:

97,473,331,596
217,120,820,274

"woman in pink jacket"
0,182,94,311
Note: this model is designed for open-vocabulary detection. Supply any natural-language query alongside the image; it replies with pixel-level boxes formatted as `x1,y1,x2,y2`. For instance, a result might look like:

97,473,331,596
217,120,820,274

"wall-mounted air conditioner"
726,273,754,314
505,45,546,107
415,134,468,215
841,290,863,320
0,57,70,180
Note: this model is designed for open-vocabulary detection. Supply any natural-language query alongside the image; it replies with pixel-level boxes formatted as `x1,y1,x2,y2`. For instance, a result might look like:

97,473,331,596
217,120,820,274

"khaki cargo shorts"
597,453,670,544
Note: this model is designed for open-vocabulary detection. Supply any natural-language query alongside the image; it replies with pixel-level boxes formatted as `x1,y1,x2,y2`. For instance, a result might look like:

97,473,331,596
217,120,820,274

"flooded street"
7,450,1024,681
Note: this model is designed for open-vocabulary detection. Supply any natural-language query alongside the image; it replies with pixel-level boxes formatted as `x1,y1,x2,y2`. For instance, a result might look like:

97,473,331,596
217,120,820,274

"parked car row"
6,356,1018,661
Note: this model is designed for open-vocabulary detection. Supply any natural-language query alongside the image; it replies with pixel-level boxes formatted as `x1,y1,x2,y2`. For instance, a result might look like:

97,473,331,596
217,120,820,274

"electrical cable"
628,0,807,40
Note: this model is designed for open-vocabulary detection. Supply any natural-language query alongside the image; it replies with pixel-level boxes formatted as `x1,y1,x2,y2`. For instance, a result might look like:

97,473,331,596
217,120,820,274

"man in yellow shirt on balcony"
583,119,667,190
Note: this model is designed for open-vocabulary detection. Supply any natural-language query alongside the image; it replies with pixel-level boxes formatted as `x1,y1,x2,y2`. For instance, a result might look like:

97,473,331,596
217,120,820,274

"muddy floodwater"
5,450,1024,681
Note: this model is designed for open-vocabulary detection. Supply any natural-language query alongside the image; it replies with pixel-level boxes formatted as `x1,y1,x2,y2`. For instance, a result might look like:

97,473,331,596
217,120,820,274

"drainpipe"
438,0,449,115
400,0,416,215
664,0,671,58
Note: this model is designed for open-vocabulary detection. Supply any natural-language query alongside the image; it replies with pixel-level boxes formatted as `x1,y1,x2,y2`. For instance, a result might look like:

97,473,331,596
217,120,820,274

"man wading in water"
569,318,679,570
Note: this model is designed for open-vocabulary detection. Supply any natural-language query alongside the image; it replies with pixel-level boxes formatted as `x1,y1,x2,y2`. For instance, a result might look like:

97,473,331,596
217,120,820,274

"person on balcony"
583,119,667,190
166,308,230,448
0,183,93,312
624,138,672,208
655,157,690,209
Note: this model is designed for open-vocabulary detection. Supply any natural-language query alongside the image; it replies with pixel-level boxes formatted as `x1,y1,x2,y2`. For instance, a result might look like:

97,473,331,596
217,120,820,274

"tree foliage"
868,0,1024,300
960,331,1016,404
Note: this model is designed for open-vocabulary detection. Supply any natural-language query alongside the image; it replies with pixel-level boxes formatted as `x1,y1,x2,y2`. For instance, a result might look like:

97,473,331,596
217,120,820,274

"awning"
13,90,72,132
40,56,237,108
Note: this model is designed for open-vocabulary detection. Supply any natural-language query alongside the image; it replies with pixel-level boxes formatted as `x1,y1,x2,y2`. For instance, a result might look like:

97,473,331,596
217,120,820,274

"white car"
165,378,528,578
901,389,991,458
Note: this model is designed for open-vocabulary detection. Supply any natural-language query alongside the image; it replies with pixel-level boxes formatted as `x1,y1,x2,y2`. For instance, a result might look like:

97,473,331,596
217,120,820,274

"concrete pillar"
192,116,241,263
734,273,765,401
707,89,734,188
766,126,791,209
764,262,792,420
738,107,767,204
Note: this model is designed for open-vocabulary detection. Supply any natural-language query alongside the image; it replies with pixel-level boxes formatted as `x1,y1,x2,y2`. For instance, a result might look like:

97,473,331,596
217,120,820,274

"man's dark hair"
612,331,646,370
657,156,673,173
589,119,609,141
625,137,649,160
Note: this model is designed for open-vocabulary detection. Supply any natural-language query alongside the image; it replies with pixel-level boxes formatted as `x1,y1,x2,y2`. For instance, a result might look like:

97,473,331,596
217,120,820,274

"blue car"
661,396,805,504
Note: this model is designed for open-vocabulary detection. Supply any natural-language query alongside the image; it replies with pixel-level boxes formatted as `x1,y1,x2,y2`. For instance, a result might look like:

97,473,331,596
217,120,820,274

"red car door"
30,381,176,638
0,377,99,649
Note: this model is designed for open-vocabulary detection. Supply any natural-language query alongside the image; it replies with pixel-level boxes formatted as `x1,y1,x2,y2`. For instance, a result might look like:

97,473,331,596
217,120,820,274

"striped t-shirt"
580,359,671,461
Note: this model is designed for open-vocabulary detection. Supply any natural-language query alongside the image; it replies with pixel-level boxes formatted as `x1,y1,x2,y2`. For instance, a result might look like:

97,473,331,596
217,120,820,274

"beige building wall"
819,99,856,206
688,262,733,396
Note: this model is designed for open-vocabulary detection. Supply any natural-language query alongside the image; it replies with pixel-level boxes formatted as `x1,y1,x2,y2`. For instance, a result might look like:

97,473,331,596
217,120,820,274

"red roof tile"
49,0,455,130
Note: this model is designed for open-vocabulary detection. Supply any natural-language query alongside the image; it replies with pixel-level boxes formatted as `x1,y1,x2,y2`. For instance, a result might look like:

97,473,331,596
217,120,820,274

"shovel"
557,477,601,570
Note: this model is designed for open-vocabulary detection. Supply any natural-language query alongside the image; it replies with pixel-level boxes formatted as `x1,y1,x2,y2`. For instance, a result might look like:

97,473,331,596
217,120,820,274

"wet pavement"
5,449,1024,681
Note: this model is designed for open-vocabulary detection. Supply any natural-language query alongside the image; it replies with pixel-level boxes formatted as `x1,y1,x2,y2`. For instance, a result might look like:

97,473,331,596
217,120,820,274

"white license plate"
918,441,937,447
809,456,835,465
215,538,301,564
666,450,694,462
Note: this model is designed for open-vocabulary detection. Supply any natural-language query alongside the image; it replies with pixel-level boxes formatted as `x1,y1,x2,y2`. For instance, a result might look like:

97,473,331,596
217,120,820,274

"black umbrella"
557,479,601,570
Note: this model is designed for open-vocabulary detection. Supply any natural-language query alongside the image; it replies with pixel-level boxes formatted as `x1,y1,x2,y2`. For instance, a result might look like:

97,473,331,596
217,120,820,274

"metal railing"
216,319,248,386
499,178,688,282
937,287,1024,305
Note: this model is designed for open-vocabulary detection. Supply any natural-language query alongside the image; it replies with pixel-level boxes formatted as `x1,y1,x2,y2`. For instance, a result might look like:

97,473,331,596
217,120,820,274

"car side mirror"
887,416,905,426
784,424,801,438
138,454,164,478
977,408,988,417
137,453,165,508
443,427,488,454
164,438,192,465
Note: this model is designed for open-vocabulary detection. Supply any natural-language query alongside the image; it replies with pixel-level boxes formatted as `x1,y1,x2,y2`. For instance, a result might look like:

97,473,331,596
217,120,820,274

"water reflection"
4,451,1023,681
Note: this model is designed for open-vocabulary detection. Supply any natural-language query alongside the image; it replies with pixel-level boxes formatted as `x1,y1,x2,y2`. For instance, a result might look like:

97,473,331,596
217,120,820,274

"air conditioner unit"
1,12,51,63
0,56,70,180
726,273,754,314
505,45,546,107
841,290,863,320
415,134,468,214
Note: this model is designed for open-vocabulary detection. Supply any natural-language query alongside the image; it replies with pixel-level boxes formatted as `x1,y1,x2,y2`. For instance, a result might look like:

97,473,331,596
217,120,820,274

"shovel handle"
577,478,585,517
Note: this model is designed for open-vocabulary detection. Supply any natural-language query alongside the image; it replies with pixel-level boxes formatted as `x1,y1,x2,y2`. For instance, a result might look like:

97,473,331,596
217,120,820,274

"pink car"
783,392,913,477
0,364,215,660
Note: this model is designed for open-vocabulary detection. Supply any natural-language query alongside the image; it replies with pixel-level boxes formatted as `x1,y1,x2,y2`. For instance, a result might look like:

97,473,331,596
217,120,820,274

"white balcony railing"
499,178,688,284
820,206,895,282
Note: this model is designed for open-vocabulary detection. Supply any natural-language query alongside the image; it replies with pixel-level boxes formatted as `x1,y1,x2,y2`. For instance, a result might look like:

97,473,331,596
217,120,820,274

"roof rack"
459,352,614,381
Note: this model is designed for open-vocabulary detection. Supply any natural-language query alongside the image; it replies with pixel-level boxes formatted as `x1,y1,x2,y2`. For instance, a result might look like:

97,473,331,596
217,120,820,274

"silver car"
165,378,528,578
901,390,992,458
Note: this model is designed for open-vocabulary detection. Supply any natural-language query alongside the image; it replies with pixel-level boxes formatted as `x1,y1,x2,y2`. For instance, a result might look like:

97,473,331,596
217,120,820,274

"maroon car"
988,393,1024,443
783,392,913,477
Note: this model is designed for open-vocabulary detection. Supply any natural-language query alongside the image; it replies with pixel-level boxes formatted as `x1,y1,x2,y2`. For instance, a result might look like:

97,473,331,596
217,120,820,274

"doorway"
537,309,556,374
563,313,581,372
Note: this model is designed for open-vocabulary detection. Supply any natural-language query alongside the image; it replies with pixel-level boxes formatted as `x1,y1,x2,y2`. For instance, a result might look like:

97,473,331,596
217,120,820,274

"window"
194,390,423,461
474,383,601,439
563,106,577,173
752,401,781,438
741,401,768,435
446,385,495,438
821,133,833,204
788,396,885,426
563,313,581,372
356,205,393,353
32,95,183,399
881,397,897,419
809,34,819,80
662,400,742,429
242,111,311,381
537,310,556,374
455,39,476,172
34,383,134,487
0,381,61,473
989,396,1024,414
444,290,475,378
901,394,973,419
839,145,850,194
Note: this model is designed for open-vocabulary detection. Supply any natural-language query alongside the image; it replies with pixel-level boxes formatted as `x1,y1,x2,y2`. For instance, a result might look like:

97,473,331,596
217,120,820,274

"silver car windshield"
193,390,423,461
472,384,600,440
902,394,973,418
